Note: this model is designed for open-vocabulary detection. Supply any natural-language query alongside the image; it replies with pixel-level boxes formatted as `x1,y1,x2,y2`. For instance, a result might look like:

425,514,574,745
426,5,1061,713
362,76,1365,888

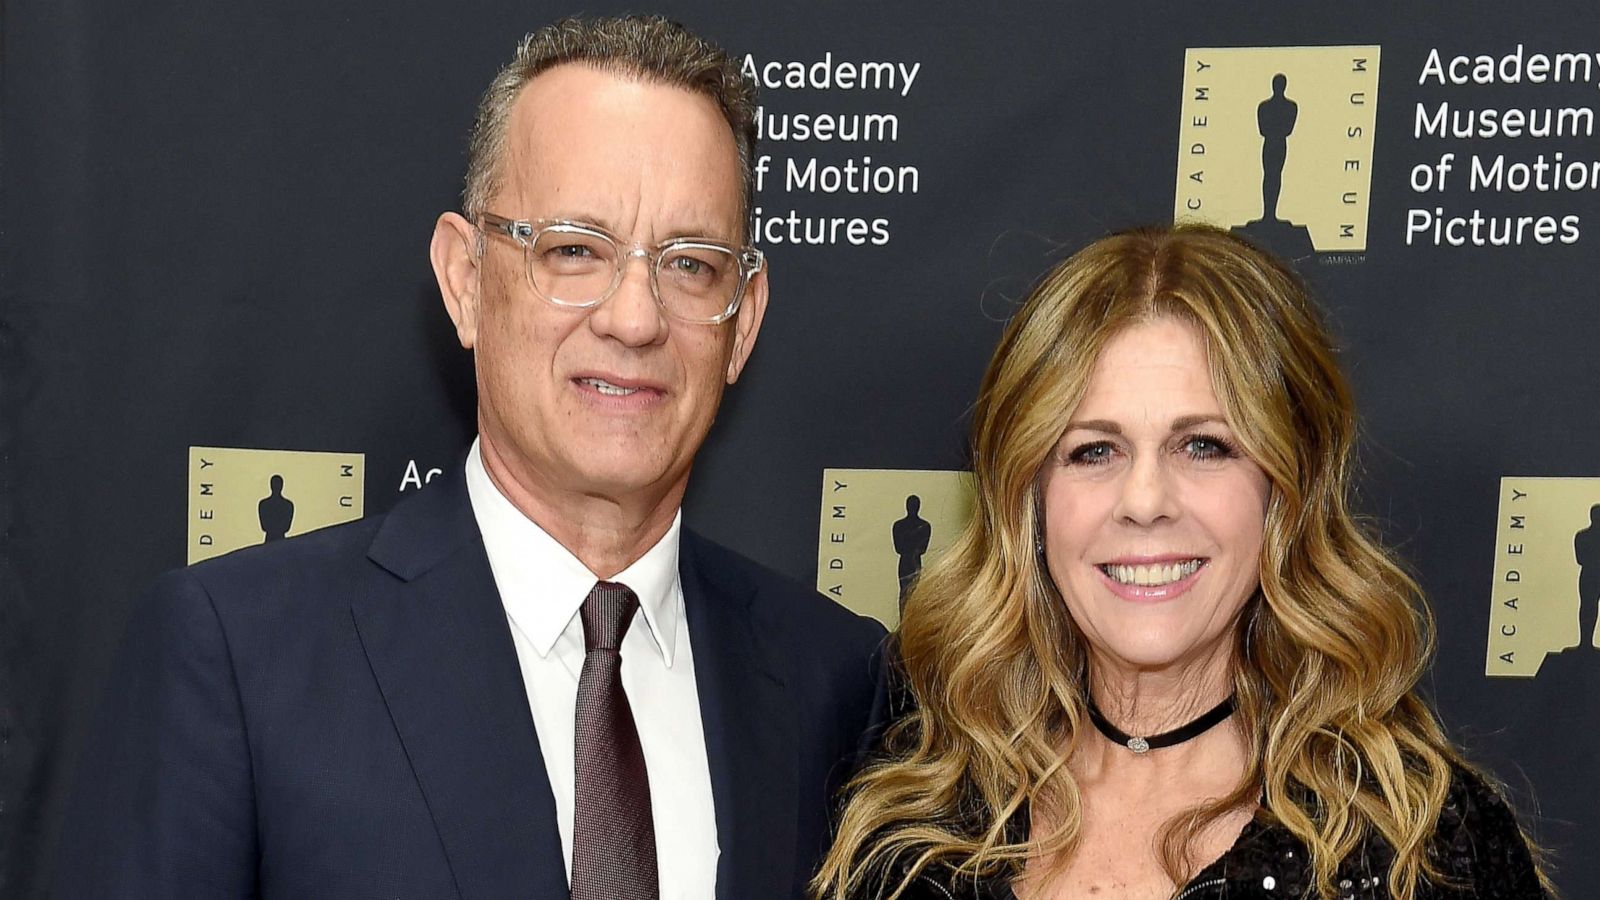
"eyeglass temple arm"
477,213,530,238
742,247,765,275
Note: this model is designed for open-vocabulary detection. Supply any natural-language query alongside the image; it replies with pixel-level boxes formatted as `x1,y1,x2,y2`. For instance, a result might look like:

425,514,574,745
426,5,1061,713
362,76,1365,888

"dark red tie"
571,581,659,900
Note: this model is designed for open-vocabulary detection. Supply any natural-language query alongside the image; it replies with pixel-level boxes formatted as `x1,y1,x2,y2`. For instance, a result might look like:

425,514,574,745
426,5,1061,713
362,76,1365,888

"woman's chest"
1020,811,1252,900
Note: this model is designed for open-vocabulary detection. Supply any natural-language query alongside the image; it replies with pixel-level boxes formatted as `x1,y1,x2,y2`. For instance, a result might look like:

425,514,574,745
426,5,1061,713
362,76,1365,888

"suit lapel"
681,533,800,900
353,469,569,900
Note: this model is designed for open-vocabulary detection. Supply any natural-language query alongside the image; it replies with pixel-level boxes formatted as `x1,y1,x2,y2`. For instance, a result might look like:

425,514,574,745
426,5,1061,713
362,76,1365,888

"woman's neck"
1086,648,1237,736
1070,648,1245,781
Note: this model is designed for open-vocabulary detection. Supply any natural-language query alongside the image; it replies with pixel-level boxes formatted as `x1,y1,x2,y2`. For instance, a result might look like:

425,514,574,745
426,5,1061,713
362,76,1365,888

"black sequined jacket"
862,768,1544,900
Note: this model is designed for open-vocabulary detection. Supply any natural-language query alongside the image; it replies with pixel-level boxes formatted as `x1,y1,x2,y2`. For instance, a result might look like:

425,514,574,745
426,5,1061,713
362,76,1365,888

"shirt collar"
464,438,683,666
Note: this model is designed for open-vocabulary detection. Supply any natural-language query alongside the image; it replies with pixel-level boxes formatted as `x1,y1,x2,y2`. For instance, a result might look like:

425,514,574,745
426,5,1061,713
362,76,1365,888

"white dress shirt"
465,439,719,898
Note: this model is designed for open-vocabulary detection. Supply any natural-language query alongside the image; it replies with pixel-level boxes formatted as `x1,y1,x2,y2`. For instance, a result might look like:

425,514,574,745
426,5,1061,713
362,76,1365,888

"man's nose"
588,250,668,346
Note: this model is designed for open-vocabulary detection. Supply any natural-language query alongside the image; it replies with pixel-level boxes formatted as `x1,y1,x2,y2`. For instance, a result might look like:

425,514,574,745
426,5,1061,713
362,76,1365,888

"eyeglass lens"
529,228,742,320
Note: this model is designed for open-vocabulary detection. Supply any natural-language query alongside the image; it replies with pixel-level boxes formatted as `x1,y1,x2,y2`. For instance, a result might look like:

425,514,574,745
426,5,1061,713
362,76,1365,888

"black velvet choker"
1084,693,1237,754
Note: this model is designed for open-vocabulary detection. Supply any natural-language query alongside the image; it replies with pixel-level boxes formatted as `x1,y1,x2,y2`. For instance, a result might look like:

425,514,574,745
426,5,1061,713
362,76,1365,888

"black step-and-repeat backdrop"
6,1,1600,896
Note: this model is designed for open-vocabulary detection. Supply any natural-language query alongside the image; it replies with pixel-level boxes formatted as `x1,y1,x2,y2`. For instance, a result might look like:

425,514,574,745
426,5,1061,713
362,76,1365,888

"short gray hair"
462,16,759,238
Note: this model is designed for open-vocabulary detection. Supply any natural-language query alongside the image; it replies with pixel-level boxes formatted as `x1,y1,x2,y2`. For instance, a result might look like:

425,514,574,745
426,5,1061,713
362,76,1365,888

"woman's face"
1040,317,1271,675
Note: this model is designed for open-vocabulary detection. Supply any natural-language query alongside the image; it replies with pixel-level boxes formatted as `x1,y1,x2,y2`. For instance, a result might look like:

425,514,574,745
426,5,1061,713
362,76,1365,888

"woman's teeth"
1101,559,1204,587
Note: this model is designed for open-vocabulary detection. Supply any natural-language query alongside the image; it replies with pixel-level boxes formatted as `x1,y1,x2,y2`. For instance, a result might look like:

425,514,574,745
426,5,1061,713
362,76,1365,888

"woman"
815,225,1547,900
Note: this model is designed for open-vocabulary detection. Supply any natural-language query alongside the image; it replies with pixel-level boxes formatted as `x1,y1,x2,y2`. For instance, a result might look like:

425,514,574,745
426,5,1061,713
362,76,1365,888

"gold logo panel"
1175,45,1381,254
1486,477,1600,677
188,446,365,564
817,468,976,628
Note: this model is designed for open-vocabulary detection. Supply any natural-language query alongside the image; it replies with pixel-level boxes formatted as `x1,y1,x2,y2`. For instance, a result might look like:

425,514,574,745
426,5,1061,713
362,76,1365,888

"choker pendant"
1085,694,1238,754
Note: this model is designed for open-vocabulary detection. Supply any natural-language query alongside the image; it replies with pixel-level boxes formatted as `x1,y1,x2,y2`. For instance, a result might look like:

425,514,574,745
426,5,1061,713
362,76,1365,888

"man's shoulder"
184,514,389,595
157,496,442,639
109,514,401,696
182,466,476,601
683,529,886,652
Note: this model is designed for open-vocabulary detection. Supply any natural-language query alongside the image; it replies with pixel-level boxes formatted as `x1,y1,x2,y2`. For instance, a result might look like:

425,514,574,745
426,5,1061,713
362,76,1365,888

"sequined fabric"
867,767,1545,899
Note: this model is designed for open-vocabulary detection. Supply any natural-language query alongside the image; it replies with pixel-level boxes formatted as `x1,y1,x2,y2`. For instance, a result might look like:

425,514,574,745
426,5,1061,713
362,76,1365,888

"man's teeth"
581,377,639,396
1102,559,1204,587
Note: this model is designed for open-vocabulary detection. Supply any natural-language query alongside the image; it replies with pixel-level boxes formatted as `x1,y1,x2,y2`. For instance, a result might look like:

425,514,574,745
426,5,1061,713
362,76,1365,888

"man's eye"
663,253,723,281
552,244,594,259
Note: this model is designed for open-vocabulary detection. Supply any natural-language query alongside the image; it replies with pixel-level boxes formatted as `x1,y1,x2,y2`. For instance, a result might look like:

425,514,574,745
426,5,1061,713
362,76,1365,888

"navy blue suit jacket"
55,467,887,899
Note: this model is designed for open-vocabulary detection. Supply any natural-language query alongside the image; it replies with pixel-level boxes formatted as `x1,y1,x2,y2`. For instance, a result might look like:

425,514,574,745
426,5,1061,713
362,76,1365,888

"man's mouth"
1097,558,1206,588
577,376,644,397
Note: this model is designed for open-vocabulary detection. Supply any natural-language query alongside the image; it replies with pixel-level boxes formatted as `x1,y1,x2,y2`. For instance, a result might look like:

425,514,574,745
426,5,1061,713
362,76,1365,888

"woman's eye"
1183,435,1235,460
1067,442,1115,466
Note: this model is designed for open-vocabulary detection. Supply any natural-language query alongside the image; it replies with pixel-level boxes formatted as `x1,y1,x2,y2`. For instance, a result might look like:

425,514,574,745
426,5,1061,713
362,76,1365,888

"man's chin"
575,469,674,498
563,452,686,502
481,431,682,504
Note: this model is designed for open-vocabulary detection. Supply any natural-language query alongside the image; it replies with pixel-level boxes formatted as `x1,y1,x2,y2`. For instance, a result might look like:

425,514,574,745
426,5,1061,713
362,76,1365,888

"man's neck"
477,435,684,579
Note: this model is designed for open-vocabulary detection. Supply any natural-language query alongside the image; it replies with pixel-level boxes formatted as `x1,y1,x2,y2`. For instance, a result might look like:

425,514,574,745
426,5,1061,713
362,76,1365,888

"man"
55,16,885,900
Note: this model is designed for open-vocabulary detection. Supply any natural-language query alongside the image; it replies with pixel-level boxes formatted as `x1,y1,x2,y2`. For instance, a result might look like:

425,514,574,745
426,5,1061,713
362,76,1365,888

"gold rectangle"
1486,477,1600,677
188,446,365,564
817,468,975,628
1175,45,1381,252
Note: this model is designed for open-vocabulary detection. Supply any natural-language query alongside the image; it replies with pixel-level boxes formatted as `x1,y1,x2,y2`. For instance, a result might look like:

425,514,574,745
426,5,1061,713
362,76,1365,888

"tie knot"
581,581,639,652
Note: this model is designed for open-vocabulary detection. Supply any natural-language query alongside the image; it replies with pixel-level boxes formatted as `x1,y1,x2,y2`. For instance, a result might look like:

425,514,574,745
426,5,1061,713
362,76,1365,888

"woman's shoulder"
1271,763,1546,898
1421,763,1545,897
1194,764,1544,899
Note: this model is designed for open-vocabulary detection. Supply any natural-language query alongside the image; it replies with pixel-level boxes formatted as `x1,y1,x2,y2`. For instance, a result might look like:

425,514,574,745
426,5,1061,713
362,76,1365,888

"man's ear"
725,264,769,384
431,212,481,348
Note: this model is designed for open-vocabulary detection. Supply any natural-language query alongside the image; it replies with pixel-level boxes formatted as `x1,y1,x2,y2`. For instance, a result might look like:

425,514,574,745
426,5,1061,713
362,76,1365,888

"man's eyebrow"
543,210,618,230
658,219,738,242
541,213,734,243
1062,414,1229,435
661,229,736,242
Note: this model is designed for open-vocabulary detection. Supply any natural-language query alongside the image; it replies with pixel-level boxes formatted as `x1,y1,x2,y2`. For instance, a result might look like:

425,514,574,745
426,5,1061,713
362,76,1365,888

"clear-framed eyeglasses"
478,213,764,325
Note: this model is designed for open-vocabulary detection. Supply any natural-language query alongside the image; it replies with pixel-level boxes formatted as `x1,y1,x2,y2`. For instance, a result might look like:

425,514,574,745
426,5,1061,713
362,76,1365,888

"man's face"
440,64,765,509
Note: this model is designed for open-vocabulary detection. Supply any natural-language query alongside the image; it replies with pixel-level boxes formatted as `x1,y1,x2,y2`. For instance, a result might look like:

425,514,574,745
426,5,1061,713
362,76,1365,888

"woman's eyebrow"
1170,414,1228,431
1063,418,1122,435
1063,414,1227,435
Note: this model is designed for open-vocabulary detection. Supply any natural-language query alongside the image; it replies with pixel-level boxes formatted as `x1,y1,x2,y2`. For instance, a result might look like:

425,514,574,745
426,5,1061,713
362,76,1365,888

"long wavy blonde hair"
815,225,1514,900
